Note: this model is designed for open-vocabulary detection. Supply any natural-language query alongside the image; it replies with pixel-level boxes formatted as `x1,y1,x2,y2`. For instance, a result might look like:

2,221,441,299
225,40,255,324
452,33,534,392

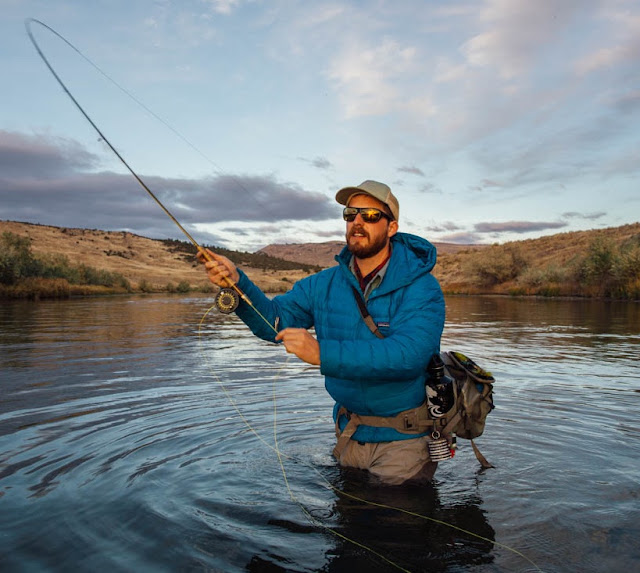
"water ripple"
1,295,639,572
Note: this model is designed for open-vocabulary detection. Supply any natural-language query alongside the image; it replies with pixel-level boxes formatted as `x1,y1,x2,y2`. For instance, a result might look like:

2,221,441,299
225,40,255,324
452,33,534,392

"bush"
466,244,529,286
573,236,640,298
197,283,215,294
176,280,190,293
0,277,70,299
0,232,42,284
518,265,570,288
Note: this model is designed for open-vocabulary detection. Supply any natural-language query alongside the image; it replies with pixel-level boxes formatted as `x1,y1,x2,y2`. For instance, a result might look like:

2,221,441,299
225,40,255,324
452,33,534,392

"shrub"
572,236,640,298
197,283,215,293
518,265,570,288
466,244,529,286
0,277,70,299
0,232,42,284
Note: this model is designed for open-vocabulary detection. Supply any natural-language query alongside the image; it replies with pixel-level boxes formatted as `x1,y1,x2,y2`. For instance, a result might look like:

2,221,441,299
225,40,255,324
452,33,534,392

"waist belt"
333,404,434,459
332,405,492,468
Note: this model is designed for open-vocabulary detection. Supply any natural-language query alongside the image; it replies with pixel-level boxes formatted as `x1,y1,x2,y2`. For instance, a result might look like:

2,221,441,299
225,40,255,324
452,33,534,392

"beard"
347,225,390,259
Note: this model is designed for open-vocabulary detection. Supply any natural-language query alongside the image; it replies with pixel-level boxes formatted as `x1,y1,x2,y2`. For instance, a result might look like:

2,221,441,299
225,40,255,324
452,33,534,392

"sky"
1,0,639,252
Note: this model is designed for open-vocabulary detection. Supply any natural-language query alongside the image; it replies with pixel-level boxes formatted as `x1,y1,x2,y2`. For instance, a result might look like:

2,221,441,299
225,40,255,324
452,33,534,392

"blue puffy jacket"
234,232,445,442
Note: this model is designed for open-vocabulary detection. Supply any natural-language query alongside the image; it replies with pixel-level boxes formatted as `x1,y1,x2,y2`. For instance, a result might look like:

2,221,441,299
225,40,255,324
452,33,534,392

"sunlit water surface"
1,295,639,572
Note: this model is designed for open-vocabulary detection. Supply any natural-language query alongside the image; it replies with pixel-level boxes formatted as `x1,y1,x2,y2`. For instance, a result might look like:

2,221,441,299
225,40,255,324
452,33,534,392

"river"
1,295,638,572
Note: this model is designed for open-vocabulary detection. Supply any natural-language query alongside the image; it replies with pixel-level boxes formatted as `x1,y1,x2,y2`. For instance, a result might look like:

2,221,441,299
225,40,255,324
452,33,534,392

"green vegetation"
3,224,639,301
465,245,528,286
161,238,322,273
1,231,131,299
465,234,640,300
573,236,640,299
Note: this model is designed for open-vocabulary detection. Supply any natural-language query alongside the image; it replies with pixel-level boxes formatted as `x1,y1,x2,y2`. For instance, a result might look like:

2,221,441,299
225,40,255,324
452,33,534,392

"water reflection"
445,295,640,336
323,471,495,572
1,294,639,572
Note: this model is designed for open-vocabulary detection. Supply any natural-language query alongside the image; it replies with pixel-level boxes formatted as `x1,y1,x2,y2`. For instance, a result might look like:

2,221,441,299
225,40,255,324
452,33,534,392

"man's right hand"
197,248,240,287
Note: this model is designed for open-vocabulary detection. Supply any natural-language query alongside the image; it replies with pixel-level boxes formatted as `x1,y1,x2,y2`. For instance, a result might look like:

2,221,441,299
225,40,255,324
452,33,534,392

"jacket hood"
335,232,437,292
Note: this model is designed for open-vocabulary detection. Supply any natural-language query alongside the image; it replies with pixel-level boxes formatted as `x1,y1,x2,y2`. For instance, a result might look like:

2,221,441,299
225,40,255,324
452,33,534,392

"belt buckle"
403,414,416,430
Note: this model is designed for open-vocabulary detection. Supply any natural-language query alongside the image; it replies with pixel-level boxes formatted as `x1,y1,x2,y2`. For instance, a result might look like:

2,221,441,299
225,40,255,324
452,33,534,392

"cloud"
327,38,418,118
461,0,589,79
0,130,337,240
474,220,568,234
313,227,344,239
299,155,333,170
562,211,607,221
0,131,101,177
417,182,443,195
208,220,344,251
470,179,505,192
425,221,464,233
397,165,425,176
203,0,241,15
574,5,640,76
436,231,482,244
435,219,570,244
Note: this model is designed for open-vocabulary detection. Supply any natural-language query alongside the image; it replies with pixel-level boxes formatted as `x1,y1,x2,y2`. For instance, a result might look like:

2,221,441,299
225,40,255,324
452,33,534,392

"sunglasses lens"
343,207,387,223
343,207,357,222
361,209,382,223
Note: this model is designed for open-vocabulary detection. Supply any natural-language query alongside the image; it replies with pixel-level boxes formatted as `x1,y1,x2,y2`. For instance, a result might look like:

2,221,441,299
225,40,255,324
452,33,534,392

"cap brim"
335,187,367,206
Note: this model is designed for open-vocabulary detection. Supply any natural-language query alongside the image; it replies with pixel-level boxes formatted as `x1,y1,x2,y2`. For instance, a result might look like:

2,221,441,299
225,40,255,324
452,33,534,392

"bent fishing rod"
25,18,272,324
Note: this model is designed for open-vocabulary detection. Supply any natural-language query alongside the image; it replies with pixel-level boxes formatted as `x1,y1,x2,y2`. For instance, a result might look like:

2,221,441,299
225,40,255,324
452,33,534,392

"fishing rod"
25,17,269,321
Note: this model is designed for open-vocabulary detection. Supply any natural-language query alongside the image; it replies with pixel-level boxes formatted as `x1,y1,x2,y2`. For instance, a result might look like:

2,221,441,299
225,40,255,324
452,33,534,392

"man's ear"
388,220,398,238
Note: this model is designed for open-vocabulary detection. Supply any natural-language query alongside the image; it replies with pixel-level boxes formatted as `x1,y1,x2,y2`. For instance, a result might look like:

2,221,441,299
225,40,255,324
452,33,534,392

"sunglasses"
343,207,391,223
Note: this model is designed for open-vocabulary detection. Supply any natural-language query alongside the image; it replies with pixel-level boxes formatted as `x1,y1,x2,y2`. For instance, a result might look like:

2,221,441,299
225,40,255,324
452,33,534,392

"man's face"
345,194,398,259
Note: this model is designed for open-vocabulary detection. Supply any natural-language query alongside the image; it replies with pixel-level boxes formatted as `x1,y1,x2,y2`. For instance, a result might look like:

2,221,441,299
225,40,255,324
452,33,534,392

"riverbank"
2,220,639,300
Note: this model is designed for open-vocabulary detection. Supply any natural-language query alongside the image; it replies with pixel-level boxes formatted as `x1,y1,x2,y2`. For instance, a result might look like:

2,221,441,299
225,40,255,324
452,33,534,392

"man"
199,180,445,484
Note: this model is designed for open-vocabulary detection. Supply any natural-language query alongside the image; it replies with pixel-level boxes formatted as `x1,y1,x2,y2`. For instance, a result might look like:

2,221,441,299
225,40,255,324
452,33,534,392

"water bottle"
426,354,455,418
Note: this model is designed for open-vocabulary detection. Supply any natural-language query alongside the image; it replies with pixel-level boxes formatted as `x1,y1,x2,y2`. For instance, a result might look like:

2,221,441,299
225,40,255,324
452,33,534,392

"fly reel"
215,288,240,314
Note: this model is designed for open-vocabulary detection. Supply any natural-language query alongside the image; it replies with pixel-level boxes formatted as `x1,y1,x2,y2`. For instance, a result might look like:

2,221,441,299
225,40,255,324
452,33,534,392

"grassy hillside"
1,220,639,300
433,223,640,299
0,221,318,299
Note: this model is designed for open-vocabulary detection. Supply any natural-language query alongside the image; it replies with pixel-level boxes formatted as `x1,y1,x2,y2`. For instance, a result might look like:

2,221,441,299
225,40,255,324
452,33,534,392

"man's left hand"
275,328,320,366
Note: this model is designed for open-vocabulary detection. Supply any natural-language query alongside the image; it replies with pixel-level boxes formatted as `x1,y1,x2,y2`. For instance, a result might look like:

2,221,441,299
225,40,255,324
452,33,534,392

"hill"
433,222,640,297
258,240,479,268
0,220,317,294
2,220,639,299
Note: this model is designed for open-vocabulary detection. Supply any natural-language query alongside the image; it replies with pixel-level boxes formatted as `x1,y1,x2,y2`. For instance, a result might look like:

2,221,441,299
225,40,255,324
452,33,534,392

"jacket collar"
335,232,438,298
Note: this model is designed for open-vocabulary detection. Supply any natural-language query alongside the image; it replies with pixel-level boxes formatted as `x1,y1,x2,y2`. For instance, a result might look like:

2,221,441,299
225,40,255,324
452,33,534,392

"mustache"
347,225,369,240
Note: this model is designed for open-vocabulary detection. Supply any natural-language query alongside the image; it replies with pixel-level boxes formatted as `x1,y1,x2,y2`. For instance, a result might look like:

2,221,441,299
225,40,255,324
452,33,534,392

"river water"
1,295,638,572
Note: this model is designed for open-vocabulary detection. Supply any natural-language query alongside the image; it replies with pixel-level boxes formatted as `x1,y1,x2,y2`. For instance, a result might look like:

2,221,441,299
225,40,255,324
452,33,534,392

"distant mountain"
258,240,482,268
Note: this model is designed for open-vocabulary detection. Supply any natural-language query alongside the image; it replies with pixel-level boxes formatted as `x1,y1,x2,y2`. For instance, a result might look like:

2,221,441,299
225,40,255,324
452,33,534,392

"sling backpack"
350,286,495,468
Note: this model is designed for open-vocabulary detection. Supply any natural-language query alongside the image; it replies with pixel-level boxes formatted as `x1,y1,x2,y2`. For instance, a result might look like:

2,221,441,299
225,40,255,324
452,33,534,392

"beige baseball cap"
335,180,399,221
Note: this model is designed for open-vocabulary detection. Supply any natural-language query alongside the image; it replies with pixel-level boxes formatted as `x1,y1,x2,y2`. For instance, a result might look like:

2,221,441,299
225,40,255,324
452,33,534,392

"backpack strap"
471,439,494,469
349,284,494,469
350,286,384,339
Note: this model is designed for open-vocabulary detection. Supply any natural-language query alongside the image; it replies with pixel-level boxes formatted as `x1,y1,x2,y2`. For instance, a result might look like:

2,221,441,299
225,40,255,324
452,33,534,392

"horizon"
5,218,638,255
